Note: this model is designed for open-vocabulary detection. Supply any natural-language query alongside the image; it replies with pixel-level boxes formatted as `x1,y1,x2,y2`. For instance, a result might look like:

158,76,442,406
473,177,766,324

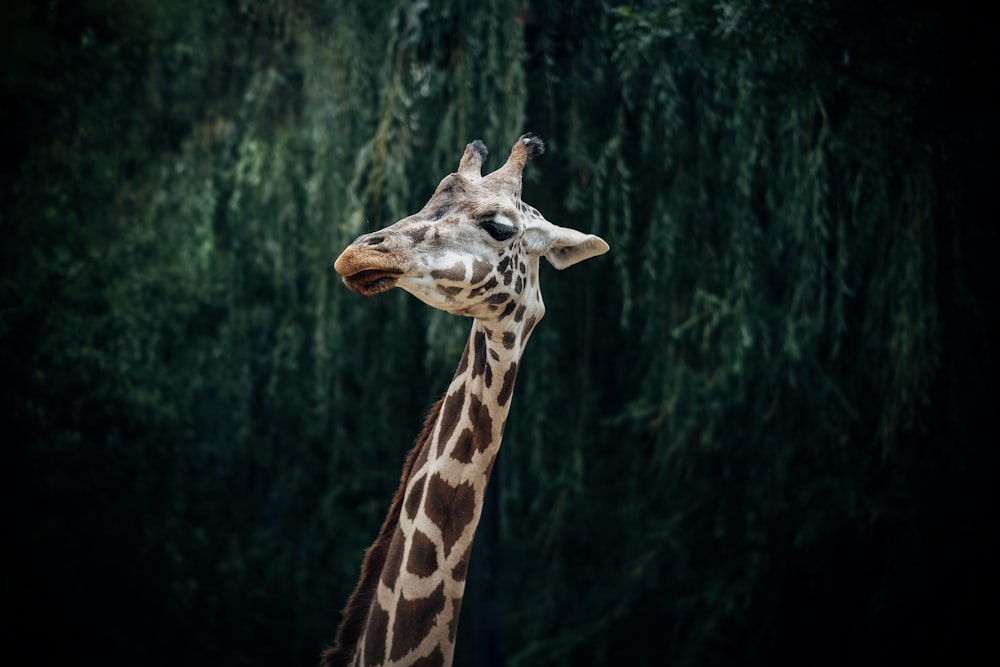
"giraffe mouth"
341,268,403,296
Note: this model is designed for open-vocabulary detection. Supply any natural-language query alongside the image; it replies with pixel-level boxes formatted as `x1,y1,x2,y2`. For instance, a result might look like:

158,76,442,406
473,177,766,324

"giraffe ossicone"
324,134,608,667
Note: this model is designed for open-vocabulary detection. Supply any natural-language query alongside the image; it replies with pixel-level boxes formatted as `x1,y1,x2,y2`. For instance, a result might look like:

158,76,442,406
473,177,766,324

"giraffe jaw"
339,268,403,296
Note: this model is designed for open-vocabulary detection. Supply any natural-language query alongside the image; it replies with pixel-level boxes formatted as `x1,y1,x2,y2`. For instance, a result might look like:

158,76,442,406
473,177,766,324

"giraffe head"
334,134,609,322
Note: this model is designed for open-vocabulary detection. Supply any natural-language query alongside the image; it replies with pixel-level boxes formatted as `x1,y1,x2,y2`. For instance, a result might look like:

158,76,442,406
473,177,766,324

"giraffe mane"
321,395,445,667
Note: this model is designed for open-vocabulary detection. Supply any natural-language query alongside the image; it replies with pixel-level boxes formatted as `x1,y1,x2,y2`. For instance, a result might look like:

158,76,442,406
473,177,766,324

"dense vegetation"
2,1,995,665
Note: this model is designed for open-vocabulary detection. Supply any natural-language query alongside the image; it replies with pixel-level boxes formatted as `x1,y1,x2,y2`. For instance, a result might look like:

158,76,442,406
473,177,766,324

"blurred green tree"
1,1,994,666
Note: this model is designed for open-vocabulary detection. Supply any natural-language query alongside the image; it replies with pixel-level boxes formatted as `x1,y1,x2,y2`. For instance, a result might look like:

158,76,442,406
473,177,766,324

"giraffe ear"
523,221,610,269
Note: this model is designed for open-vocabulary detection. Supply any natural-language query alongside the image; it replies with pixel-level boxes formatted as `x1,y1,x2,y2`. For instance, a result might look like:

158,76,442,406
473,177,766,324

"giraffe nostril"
352,233,391,251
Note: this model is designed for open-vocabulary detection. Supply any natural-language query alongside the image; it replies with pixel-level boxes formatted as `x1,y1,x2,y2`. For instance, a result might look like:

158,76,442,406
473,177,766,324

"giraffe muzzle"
334,244,405,296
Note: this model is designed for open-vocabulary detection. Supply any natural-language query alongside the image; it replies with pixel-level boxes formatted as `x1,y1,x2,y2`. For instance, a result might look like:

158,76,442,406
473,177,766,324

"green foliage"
1,1,993,666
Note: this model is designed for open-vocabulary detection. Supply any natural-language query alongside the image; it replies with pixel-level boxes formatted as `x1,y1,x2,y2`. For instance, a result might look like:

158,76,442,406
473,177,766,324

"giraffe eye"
479,219,516,242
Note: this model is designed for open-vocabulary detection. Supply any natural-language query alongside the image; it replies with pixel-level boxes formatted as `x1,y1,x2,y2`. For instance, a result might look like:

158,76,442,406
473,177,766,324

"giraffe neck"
351,306,540,667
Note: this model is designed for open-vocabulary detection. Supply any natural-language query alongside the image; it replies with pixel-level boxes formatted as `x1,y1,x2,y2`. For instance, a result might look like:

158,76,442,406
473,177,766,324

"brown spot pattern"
497,362,518,407
431,262,465,282
413,435,431,473
411,646,446,667
451,542,472,582
362,603,389,665
467,394,494,454
470,259,492,284
406,226,429,243
390,581,446,660
471,330,487,381
381,533,406,591
524,315,537,338
436,285,463,297
468,276,498,298
455,339,470,376
437,390,465,456
451,428,475,463
501,332,516,349
405,473,426,521
424,474,475,559
407,529,438,578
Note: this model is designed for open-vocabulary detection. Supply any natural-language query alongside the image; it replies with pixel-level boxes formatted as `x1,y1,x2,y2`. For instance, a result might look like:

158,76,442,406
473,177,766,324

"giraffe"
323,134,609,667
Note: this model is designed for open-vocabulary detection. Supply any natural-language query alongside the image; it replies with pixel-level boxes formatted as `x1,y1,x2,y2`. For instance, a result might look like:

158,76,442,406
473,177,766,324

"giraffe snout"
335,231,406,296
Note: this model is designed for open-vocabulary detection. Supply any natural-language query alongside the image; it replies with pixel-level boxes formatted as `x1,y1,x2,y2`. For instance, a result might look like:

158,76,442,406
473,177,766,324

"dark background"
2,1,996,665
